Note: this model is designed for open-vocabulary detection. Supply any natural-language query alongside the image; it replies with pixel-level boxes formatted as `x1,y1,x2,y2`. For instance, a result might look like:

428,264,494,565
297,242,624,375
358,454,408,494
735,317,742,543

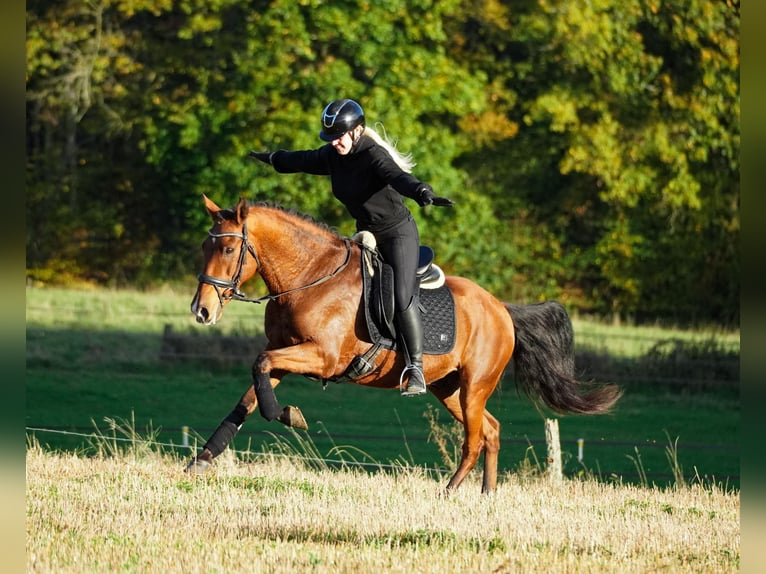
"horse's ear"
203,194,222,221
235,196,249,224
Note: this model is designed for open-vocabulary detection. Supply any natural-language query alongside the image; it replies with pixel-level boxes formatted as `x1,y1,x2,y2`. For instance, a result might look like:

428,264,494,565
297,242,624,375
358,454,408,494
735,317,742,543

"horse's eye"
225,247,235,255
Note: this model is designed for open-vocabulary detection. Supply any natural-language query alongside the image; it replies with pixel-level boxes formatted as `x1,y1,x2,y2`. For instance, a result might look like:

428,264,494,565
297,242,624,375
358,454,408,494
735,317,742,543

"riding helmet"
319,99,365,142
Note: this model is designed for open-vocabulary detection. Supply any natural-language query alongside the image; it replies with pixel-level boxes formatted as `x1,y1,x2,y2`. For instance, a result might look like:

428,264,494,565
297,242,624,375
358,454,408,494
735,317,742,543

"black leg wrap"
203,420,241,458
224,403,249,426
254,370,282,421
202,404,248,458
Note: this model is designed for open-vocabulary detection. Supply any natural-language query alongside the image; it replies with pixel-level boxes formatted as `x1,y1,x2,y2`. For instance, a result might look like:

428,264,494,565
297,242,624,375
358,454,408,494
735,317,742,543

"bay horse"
186,195,622,493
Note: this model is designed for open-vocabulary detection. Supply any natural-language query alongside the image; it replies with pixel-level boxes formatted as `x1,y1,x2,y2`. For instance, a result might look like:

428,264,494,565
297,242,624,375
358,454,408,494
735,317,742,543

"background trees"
26,0,739,326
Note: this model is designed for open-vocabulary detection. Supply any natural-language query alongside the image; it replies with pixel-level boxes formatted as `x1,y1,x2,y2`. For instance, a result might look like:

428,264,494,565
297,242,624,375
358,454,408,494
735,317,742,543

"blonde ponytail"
362,123,415,173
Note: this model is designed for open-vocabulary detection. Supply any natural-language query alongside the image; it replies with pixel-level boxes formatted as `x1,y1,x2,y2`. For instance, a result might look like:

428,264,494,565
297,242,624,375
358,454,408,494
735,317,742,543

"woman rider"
249,98,454,396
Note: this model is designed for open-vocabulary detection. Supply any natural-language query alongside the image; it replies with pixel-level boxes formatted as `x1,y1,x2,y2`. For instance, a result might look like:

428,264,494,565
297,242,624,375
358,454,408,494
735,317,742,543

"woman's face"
330,126,362,155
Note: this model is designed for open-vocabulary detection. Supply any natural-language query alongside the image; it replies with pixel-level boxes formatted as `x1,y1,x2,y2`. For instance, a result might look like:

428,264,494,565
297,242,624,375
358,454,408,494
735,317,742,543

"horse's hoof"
278,405,308,430
184,458,211,475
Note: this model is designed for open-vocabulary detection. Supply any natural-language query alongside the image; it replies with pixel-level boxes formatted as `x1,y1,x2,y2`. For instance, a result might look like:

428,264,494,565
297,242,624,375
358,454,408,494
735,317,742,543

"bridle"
197,223,352,306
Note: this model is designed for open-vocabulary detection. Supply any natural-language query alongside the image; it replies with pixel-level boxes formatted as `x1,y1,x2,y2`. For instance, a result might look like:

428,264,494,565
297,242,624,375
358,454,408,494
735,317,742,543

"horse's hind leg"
480,410,501,493
452,402,501,493
429,378,501,493
185,385,258,473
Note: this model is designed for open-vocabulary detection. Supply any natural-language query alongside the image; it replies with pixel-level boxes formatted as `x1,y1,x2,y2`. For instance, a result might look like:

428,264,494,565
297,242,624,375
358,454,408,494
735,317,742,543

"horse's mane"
226,200,344,240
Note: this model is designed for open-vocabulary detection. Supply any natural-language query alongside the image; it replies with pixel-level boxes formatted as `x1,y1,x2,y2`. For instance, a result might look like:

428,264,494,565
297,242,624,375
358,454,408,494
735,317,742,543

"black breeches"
374,215,420,312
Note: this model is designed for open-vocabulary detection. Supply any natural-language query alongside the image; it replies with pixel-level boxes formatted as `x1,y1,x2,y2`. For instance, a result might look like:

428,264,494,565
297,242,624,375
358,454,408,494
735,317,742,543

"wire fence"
25,423,740,484
26,304,740,484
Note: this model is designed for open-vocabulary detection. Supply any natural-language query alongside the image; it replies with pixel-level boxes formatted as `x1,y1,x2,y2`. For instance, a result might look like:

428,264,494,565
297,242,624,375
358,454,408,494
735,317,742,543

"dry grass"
26,444,739,573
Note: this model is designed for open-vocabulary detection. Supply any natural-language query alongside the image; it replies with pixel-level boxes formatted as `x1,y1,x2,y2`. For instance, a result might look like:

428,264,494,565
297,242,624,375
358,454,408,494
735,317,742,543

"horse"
186,195,622,493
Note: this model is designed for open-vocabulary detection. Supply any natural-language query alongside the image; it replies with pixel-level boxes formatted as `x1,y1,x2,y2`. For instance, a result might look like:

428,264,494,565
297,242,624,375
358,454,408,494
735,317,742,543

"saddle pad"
362,275,456,355
418,285,457,355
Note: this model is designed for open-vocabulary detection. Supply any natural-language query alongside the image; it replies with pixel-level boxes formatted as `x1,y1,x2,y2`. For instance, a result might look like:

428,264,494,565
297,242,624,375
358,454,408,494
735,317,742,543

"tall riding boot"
396,299,427,397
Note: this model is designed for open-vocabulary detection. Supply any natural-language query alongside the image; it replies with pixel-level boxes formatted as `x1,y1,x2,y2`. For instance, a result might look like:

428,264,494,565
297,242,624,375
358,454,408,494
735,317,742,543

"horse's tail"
506,301,622,415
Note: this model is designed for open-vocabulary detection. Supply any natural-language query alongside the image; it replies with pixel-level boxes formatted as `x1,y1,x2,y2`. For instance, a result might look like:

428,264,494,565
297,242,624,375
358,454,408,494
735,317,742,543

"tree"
450,0,739,323
26,0,739,325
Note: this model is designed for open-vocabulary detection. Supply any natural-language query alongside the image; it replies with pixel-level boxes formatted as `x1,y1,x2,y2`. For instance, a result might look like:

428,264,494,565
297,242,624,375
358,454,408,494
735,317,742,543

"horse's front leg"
252,341,331,430
185,385,258,474
184,341,330,475
252,366,308,431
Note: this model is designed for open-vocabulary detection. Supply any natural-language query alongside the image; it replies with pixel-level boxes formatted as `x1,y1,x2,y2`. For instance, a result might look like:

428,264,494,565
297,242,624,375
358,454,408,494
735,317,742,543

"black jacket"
270,135,424,233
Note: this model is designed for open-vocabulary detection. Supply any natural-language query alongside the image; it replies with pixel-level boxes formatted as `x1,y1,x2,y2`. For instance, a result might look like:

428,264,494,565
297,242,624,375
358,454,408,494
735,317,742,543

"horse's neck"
250,210,347,295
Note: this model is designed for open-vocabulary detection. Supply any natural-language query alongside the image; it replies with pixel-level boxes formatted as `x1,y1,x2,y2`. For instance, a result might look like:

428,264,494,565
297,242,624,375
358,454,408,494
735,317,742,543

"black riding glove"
248,150,273,165
416,184,455,207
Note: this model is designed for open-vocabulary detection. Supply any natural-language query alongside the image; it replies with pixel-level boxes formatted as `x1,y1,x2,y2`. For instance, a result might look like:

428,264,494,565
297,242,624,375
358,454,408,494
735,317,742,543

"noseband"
197,223,352,305
197,223,260,304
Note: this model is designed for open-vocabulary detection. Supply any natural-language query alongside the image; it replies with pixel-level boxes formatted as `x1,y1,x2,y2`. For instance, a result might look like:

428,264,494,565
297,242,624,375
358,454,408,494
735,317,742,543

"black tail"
506,301,622,415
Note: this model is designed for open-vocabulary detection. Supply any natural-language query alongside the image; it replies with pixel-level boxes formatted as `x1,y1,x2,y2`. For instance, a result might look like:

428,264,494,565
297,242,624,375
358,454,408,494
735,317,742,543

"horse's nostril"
196,307,209,324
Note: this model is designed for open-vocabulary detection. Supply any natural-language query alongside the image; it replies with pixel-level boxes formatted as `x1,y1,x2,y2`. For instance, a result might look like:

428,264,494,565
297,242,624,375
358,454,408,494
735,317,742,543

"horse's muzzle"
191,291,221,325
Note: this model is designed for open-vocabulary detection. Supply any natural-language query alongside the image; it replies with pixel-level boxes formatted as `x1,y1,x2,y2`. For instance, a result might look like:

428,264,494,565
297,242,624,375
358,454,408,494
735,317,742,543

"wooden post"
545,418,562,483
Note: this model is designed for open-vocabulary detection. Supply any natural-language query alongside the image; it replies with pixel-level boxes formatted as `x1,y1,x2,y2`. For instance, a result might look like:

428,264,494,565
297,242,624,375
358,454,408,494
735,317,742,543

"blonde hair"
362,123,415,173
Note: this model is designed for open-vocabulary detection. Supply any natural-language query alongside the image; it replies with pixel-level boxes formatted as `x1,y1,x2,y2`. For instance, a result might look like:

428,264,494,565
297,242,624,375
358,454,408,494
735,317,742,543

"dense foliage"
26,0,739,326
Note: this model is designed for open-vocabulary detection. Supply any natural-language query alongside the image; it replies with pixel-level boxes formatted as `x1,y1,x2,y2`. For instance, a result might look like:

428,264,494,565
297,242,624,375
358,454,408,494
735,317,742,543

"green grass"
25,286,740,489
571,317,740,358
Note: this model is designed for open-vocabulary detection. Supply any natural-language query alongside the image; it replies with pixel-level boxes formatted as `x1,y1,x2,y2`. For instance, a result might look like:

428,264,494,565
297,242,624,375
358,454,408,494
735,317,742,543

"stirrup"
399,364,427,397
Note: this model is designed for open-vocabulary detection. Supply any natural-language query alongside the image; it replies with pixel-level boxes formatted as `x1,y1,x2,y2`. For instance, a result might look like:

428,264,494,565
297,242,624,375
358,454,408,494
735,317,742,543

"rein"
197,223,352,305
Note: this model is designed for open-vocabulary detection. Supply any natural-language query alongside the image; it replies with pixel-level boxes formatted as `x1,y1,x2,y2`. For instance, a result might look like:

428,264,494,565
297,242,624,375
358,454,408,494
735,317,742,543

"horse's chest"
266,310,326,343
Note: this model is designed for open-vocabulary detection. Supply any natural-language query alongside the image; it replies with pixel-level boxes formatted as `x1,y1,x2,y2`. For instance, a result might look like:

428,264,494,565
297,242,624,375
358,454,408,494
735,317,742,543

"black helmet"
319,99,365,142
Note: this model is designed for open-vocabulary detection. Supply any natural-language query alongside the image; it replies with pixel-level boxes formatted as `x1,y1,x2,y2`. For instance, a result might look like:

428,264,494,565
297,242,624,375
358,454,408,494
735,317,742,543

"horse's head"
191,195,258,325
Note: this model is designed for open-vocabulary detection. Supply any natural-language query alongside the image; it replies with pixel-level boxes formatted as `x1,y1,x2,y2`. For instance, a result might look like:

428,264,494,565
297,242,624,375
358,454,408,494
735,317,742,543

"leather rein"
197,222,352,305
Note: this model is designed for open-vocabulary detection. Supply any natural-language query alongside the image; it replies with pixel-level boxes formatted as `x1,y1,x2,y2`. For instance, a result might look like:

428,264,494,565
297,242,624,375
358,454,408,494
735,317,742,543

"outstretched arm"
369,148,454,207
414,183,455,207
248,147,331,175
248,151,274,164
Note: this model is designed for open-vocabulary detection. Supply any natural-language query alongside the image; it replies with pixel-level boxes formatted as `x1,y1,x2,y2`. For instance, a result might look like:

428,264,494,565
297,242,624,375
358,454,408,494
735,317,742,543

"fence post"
545,418,562,483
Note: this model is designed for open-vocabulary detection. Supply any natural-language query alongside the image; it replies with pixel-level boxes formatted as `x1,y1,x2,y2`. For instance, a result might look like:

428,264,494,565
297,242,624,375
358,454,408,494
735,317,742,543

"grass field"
26,441,740,574
25,286,740,489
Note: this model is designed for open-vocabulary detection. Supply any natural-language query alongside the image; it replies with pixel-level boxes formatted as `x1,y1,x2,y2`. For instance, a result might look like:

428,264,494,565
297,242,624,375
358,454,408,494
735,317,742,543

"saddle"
355,231,446,336
335,232,456,382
